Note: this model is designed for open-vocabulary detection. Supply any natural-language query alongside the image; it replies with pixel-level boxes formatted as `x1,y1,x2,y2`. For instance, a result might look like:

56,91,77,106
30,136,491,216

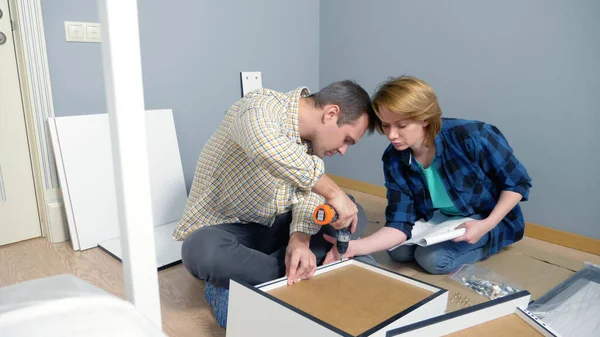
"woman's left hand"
452,219,494,244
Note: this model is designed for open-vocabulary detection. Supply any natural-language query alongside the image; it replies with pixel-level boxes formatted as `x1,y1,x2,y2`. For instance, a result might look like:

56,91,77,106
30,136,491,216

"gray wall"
41,0,600,238
320,0,600,238
41,1,106,115
41,0,320,191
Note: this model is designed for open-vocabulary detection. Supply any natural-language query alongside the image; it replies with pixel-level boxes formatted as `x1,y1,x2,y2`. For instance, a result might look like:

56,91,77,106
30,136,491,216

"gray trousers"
181,196,367,288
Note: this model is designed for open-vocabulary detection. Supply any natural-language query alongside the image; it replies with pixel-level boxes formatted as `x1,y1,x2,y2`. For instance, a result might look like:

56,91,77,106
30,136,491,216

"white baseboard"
46,200,69,243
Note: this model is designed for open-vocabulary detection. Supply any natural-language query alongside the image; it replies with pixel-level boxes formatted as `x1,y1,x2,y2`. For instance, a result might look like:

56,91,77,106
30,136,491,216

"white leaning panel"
52,114,119,250
47,118,80,250
48,109,186,250
98,221,182,269
143,110,187,227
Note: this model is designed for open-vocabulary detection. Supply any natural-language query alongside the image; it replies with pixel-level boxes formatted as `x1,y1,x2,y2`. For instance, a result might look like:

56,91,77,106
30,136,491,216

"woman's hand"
322,234,357,265
454,191,523,244
452,219,494,244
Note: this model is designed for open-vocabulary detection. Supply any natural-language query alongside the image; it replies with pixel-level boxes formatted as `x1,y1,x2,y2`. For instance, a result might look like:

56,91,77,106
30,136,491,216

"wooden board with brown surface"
267,264,434,336
226,259,448,337
385,292,560,337
445,313,543,337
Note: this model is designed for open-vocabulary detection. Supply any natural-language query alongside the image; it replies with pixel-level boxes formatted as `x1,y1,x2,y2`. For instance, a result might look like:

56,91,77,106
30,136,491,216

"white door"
0,0,42,245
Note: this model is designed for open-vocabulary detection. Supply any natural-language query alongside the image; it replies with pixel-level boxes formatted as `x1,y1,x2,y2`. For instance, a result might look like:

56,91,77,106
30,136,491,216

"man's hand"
453,219,494,244
285,232,317,285
327,193,358,234
311,174,357,233
322,234,357,265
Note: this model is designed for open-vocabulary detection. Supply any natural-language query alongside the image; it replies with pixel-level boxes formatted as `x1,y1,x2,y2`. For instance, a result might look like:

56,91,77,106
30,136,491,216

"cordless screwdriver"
312,204,351,261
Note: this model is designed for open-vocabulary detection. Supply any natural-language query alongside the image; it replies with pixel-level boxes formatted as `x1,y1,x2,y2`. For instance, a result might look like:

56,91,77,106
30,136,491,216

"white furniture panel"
98,221,183,270
386,290,561,337
227,259,448,337
48,109,186,268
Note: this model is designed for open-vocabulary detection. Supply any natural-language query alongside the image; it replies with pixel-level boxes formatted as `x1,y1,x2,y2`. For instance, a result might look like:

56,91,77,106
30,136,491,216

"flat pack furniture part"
47,109,187,268
98,221,182,271
48,117,81,251
386,290,562,337
527,262,600,337
98,0,161,326
227,259,448,337
49,113,119,251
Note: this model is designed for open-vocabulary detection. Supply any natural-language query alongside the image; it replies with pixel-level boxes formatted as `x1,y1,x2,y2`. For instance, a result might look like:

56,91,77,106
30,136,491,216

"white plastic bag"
0,274,167,337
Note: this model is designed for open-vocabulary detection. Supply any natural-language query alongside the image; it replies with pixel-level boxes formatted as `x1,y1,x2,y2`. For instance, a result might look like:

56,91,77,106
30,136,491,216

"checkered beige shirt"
173,87,326,241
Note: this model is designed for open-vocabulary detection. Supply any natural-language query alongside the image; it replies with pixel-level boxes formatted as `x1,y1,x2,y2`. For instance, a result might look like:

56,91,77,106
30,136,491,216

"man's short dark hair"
309,80,377,134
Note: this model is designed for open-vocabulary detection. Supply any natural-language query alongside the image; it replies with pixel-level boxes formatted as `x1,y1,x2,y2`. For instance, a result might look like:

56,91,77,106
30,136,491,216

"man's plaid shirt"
383,118,532,256
173,87,326,241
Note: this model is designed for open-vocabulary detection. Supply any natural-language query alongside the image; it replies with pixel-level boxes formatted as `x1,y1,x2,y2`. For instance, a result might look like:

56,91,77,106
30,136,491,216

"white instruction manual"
388,211,480,250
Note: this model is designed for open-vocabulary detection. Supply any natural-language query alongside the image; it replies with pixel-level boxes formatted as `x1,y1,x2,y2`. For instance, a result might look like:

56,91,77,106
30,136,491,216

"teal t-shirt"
416,160,461,216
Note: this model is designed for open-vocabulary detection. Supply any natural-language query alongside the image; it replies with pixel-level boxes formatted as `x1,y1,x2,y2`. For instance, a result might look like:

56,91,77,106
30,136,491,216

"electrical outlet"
240,72,263,97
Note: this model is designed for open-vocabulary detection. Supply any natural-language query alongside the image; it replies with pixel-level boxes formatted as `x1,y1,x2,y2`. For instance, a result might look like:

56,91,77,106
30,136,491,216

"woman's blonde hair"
371,76,442,147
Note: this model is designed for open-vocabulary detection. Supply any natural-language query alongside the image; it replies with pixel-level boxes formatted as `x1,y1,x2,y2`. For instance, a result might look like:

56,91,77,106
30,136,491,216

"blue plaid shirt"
382,118,532,256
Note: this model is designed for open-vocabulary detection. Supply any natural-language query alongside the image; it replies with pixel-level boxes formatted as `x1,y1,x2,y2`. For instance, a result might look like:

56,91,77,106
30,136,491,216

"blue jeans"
387,233,490,274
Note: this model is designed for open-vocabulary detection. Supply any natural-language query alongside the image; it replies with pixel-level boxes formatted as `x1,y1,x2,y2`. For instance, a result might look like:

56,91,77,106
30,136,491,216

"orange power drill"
312,204,351,261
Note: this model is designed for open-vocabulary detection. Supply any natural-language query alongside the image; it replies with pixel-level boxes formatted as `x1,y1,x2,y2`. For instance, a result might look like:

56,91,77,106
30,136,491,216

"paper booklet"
388,211,481,250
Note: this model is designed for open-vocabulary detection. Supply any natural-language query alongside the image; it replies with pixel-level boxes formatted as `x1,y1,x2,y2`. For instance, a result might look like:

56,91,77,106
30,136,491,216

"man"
173,80,378,327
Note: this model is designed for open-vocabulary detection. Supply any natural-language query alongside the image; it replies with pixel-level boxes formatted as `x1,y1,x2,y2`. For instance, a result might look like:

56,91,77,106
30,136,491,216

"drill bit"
336,226,351,261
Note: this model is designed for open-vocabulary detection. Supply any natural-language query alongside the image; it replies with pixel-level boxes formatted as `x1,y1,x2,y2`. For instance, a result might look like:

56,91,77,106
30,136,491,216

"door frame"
8,0,69,243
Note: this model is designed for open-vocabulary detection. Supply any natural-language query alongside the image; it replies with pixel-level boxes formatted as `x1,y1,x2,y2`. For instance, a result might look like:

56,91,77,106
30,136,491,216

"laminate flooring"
2,188,598,336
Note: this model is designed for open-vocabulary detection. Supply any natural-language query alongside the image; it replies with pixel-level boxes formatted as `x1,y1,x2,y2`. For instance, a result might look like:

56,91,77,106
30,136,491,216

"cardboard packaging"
370,239,585,314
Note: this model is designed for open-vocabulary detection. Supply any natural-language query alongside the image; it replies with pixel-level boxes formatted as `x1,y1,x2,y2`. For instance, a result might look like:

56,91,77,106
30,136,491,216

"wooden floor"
1,188,598,337
0,235,224,337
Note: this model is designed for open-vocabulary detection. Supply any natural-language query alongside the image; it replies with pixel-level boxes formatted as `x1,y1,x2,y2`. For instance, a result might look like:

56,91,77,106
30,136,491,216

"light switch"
86,23,101,41
86,26,94,38
67,24,84,41
64,21,100,43
76,26,84,39
68,25,78,38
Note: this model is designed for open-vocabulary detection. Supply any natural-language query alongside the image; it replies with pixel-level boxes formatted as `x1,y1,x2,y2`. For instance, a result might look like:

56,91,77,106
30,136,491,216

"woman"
323,76,532,274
